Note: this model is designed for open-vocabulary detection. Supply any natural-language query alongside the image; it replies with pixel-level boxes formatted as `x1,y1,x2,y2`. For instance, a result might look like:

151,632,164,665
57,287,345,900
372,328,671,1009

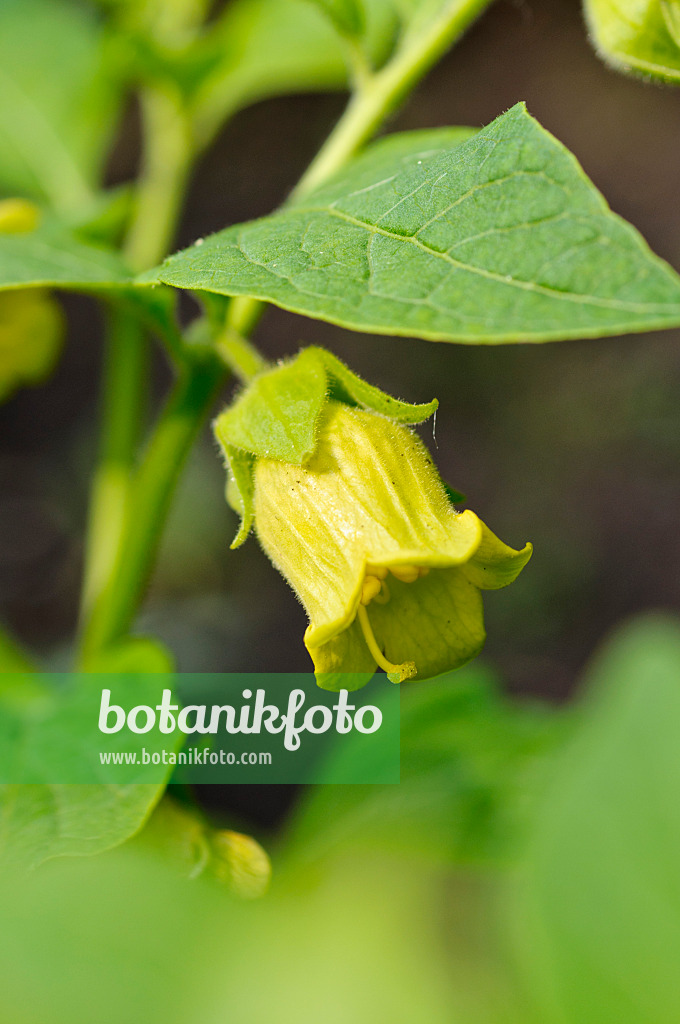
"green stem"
215,328,268,383
124,86,194,274
79,308,147,623
79,87,194,637
294,0,493,198
80,359,226,662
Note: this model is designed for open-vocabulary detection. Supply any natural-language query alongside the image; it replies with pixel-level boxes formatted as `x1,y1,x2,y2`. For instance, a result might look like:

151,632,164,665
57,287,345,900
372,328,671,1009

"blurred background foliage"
1,616,680,1023
1,0,680,1020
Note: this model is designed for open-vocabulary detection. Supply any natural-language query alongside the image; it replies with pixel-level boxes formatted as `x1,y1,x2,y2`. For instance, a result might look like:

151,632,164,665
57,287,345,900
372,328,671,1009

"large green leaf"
154,105,680,343
0,0,121,214
584,0,680,82
509,615,680,1024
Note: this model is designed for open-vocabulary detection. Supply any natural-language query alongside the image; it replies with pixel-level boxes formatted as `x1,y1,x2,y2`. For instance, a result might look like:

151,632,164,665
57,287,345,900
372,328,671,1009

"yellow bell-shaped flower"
252,399,531,690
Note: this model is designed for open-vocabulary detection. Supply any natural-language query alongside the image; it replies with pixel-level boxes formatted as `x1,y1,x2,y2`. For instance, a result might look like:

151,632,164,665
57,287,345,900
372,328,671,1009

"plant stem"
124,86,194,274
79,86,194,629
214,328,267,383
80,359,226,662
294,0,493,198
79,308,147,623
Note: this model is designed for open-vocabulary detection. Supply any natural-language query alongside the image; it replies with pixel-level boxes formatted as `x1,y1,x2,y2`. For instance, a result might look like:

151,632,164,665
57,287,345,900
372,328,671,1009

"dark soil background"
1,0,679,826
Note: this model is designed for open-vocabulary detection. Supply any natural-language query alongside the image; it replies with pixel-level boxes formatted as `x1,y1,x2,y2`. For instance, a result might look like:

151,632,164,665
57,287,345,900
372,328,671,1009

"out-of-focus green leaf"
0,783,166,871
0,222,131,291
0,290,63,404
584,0,680,82
0,653,176,869
0,853,226,1024
155,105,680,343
306,0,366,37
0,0,122,214
191,0,398,144
510,615,680,1024
287,662,558,868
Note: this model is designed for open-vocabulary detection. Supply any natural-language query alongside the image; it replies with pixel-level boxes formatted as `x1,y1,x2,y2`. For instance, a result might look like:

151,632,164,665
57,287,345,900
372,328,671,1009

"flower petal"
306,617,377,692
368,567,486,680
460,521,533,590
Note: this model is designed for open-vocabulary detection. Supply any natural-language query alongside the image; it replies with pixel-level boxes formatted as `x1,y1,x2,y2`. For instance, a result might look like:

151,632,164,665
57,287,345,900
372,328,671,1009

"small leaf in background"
0,290,64,404
584,0,680,82
0,656,177,870
0,0,122,214
509,615,680,1024
306,0,366,37
155,105,680,343
192,0,397,144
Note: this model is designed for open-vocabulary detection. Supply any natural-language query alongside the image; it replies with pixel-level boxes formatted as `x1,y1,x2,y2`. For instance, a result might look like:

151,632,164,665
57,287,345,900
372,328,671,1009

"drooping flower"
215,347,531,691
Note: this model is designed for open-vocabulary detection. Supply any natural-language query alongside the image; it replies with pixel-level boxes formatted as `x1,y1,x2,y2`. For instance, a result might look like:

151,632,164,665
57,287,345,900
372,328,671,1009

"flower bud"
584,0,680,82
0,289,64,404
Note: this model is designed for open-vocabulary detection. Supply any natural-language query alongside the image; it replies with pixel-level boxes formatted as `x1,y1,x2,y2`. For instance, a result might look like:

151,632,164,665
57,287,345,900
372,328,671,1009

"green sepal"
311,346,438,423
214,348,329,465
214,345,439,546
222,444,256,549
444,483,466,506
214,345,437,465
